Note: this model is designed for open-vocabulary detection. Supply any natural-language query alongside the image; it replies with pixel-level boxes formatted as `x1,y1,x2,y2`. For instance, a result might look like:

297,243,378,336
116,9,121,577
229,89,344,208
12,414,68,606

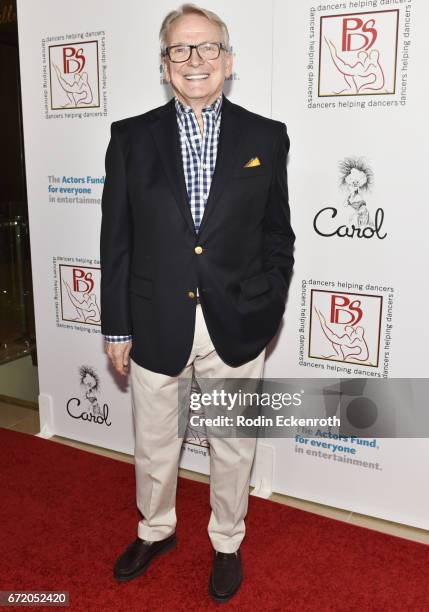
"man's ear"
225,50,233,79
161,56,170,82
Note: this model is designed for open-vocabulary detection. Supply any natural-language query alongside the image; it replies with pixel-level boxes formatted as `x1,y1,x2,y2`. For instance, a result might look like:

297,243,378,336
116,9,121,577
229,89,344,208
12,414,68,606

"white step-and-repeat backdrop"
17,0,429,529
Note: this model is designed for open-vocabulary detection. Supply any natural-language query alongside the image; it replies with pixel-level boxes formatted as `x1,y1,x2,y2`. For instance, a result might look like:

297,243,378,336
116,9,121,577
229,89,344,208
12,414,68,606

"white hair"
159,3,231,54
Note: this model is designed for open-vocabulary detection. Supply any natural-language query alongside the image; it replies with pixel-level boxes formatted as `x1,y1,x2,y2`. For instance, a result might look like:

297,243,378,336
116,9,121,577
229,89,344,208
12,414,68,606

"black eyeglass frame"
162,41,229,63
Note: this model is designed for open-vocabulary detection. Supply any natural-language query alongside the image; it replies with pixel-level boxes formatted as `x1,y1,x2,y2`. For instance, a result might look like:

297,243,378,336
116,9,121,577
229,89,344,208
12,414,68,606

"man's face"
162,13,233,107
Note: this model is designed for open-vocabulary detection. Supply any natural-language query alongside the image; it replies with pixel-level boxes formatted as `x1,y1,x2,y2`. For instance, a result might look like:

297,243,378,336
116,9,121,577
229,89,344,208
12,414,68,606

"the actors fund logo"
59,264,101,326
49,41,100,109
313,156,387,239
319,10,399,97
66,365,111,426
309,290,382,367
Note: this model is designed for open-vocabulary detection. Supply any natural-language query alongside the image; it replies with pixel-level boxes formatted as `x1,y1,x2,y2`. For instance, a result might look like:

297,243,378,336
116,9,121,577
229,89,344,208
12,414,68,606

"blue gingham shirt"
105,93,223,343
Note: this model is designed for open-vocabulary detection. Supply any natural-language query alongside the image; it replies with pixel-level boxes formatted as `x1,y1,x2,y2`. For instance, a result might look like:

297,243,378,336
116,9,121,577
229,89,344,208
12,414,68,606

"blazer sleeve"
263,122,296,301
99,121,133,336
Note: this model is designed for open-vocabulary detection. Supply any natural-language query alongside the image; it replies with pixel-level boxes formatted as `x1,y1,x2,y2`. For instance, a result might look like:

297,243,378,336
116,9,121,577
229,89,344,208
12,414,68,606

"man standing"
100,3,295,603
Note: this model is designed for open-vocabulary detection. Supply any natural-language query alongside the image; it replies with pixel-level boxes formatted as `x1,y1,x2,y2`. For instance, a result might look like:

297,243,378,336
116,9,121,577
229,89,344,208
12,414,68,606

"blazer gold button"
188,291,196,299
194,246,203,255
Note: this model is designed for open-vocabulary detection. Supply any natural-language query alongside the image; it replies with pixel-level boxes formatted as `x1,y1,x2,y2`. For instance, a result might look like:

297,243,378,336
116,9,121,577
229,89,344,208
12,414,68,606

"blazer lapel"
197,94,242,237
148,94,243,238
149,98,196,236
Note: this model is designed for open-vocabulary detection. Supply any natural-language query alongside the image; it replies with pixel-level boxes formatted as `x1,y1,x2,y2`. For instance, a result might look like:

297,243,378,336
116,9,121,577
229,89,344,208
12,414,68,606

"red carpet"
1,426,429,611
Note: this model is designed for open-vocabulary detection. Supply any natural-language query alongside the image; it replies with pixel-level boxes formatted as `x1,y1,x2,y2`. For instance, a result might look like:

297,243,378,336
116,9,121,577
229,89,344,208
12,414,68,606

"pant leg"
192,308,266,553
129,304,212,541
130,357,192,541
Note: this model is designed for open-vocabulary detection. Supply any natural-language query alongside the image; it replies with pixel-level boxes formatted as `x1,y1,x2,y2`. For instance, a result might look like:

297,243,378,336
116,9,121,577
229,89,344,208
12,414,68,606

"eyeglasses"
163,42,228,63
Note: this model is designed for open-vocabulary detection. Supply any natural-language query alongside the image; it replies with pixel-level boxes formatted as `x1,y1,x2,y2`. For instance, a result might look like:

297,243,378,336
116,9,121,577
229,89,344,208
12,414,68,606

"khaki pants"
130,304,265,553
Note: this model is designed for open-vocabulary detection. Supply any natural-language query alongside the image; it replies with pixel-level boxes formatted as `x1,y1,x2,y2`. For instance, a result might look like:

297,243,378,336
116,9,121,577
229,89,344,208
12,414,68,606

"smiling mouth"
184,74,209,80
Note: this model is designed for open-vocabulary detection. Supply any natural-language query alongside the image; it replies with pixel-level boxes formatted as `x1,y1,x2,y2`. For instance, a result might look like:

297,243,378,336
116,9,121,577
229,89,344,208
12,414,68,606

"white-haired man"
100,3,295,603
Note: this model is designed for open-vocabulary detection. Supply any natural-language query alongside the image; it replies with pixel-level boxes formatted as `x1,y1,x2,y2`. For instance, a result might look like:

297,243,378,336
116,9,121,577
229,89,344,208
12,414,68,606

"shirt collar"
174,93,223,121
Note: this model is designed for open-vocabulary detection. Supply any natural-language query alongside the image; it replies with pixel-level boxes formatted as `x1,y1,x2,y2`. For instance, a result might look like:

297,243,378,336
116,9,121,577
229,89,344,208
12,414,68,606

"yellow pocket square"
243,157,261,168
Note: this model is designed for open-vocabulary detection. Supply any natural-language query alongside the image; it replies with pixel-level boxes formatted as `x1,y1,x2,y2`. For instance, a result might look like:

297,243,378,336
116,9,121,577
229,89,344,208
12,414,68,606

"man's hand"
105,340,132,376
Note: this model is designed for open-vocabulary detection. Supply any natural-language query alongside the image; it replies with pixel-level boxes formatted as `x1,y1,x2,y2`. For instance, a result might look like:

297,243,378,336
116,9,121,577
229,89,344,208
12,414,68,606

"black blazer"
100,93,295,376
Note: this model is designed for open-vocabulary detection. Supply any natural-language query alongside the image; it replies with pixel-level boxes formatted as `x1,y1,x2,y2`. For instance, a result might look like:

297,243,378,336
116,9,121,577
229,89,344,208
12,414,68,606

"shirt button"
188,291,196,299
194,246,203,255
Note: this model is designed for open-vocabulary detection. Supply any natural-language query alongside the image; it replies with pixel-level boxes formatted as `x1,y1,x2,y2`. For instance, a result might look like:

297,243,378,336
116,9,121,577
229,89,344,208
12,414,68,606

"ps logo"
309,289,383,367
330,294,363,326
62,46,86,74
48,40,100,110
319,10,399,97
58,263,101,326
341,17,377,52
72,267,94,293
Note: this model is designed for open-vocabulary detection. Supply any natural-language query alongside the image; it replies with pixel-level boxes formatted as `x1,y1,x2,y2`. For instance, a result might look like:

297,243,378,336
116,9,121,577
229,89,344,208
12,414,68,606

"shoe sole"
113,537,176,583
208,574,243,603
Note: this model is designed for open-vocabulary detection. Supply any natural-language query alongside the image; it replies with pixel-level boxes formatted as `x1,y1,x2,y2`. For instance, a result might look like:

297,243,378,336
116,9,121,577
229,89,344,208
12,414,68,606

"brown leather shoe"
209,549,243,603
113,533,176,582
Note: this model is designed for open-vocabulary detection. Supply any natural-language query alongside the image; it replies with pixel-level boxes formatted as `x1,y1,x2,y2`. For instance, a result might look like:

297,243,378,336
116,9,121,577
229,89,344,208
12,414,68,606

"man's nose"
188,47,204,66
